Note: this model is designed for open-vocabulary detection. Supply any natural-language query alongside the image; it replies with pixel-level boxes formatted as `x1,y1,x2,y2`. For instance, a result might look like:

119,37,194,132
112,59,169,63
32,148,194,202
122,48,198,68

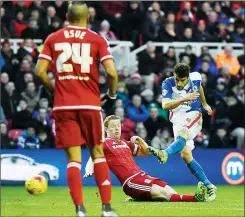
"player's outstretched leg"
91,145,119,217
150,182,207,202
148,129,189,163
65,146,86,217
181,146,217,201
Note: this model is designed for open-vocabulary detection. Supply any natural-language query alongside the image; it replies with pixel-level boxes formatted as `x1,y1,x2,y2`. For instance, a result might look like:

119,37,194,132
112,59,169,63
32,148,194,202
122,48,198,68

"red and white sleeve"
38,35,53,62
98,36,114,63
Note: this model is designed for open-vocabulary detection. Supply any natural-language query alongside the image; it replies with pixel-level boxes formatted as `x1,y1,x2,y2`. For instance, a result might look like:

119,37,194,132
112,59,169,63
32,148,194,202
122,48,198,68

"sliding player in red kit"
35,2,118,217
84,116,207,203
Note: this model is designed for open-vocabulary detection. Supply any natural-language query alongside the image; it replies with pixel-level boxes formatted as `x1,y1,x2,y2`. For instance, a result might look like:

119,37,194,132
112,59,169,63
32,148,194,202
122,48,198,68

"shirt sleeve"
190,72,202,89
162,80,173,99
125,140,140,156
38,34,53,62
98,36,114,62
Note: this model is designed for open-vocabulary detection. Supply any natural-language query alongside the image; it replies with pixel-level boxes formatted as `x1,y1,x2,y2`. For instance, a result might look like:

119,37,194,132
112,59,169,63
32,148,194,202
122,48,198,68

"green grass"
1,186,244,216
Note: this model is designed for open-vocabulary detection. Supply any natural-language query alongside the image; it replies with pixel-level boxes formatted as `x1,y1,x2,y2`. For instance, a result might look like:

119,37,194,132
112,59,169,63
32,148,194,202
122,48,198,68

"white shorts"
169,111,202,150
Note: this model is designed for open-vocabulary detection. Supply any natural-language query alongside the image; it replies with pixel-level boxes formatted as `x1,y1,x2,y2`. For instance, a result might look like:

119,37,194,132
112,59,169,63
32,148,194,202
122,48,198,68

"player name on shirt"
64,30,87,39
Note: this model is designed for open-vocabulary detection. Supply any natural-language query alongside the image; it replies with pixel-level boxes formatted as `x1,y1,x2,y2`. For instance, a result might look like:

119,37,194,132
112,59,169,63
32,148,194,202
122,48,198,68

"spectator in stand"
15,59,34,92
206,11,219,37
176,1,196,22
43,16,62,40
88,7,100,33
232,23,245,43
17,122,40,149
9,11,27,38
1,82,20,120
215,46,241,76
181,27,196,42
162,46,177,69
142,10,162,43
42,6,56,33
51,0,67,21
214,2,229,25
141,89,154,108
196,2,211,22
193,131,209,149
99,20,117,41
0,7,11,39
101,1,127,39
21,17,42,39
135,122,148,141
117,82,129,107
226,18,235,38
195,20,216,42
30,9,43,29
1,122,16,149
214,78,229,101
21,81,41,113
208,127,235,149
126,94,150,123
115,107,135,140
226,92,245,149
16,39,39,62
121,1,144,48
199,61,217,87
29,1,46,19
11,99,33,129
151,127,173,150
231,3,245,21
138,41,162,90
144,105,170,141
1,40,16,75
125,73,145,99
159,22,177,42
147,1,165,20
38,130,52,149
177,9,196,37
1,72,9,87
12,1,31,19
179,45,197,70
165,11,176,24
33,107,51,127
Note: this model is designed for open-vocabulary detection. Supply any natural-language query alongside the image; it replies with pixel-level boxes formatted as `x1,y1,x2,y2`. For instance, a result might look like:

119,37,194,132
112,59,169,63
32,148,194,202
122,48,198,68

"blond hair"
104,115,121,129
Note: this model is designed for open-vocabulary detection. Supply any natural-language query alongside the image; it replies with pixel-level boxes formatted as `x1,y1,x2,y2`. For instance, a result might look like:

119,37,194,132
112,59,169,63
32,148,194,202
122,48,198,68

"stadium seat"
8,129,23,141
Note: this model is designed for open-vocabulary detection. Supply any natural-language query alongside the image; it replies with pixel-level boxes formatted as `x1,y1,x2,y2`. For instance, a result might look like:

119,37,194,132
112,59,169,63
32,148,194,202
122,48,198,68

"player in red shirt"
35,2,118,217
84,115,207,202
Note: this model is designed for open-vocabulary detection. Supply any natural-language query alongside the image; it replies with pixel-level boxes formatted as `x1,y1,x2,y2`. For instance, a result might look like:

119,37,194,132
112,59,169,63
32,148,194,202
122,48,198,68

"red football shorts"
123,172,167,201
52,110,104,149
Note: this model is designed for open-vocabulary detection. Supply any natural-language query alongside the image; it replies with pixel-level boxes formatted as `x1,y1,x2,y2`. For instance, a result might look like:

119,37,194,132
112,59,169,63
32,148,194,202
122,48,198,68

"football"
25,175,48,195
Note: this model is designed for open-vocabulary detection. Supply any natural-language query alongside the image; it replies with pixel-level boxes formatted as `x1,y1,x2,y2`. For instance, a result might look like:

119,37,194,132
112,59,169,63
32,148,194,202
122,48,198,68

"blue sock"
165,136,186,156
187,159,211,187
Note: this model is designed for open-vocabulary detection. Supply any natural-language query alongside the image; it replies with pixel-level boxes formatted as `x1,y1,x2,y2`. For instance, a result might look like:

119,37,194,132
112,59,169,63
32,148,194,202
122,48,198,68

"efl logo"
222,152,244,185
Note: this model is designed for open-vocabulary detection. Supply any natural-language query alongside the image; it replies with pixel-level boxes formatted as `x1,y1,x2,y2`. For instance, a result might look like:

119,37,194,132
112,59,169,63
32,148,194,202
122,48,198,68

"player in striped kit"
148,63,217,201
84,115,207,202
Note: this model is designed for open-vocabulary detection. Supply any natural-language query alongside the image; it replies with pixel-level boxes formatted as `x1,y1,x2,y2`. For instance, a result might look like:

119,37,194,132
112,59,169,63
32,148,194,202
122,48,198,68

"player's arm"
102,59,118,97
130,136,149,156
162,98,186,111
35,35,53,92
35,59,53,92
199,85,207,106
161,81,200,111
199,85,212,115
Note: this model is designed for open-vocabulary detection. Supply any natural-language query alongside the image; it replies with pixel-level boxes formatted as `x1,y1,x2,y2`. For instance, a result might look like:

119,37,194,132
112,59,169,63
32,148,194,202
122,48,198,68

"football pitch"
1,186,244,216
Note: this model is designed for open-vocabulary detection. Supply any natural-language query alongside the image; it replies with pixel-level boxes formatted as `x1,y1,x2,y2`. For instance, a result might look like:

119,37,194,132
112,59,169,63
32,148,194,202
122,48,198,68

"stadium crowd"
1,1,244,150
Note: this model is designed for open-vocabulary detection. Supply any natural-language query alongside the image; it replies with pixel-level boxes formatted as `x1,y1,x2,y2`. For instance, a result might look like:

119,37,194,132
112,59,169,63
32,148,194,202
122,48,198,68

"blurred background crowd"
1,1,244,150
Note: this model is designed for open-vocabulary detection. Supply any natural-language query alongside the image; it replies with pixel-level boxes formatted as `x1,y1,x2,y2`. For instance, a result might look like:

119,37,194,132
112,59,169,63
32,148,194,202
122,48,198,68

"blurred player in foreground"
148,63,217,201
35,2,118,217
84,115,207,202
